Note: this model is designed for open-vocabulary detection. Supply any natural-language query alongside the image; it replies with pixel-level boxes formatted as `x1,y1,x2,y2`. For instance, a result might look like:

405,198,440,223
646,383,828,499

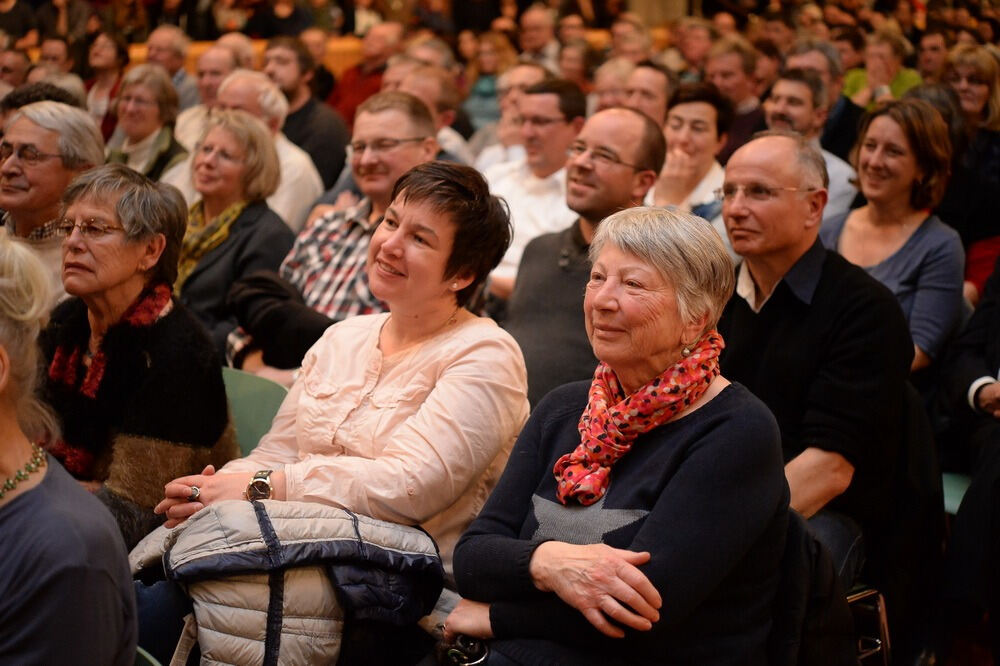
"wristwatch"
873,85,892,99
246,470,274,501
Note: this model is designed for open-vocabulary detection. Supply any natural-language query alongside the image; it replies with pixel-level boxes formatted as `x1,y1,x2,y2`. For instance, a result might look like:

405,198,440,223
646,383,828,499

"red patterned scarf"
553,330,725,506
46,284,173,477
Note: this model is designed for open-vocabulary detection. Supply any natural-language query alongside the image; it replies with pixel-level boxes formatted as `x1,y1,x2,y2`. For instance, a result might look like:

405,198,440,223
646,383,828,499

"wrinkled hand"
529,542,661,638
154,465,250,528
977,383,1000,419
443,599,493,642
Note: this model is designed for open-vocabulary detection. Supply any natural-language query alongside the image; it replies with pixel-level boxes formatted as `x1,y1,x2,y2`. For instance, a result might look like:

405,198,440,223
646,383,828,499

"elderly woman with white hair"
174,109,294,355
40,164,238,550
445,207,789,664
0,230,137,664
106,63,188,181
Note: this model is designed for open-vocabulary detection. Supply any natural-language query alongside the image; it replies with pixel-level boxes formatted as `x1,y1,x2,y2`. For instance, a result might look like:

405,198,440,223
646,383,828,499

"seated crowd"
0,0,999,663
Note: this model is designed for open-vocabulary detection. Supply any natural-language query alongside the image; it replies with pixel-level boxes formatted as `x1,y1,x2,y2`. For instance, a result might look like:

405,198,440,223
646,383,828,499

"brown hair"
945,44,1000,130
852,99,952,210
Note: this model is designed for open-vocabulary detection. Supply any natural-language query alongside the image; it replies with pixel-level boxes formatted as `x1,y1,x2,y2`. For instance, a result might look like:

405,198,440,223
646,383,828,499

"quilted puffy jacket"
131,500,444,665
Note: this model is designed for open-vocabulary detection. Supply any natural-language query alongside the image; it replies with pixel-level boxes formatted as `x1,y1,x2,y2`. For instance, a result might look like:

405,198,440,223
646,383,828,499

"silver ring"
187,485,201,502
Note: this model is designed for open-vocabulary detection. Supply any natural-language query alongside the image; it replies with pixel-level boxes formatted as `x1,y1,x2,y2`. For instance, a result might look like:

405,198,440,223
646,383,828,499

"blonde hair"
590,207,735,334
199,110,280,202
947,44,1000,131
0,230,59,441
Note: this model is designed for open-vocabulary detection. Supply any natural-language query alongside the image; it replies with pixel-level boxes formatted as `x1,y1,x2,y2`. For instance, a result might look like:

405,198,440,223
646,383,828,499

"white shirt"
113,129,160,173
174,104,210,151
161,133,323,233
437,126,474,165
821,145,859,222
485,159,576,280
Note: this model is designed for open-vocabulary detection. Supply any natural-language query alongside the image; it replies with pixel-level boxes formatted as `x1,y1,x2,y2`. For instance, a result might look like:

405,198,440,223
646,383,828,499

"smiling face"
350,109,437,206
584,243,702,390
947,64,992,118
193,126,248,205
61,196,162,299
566,110,650,224
518,92,579,177
764,79,824,137
856,115,920,207
366,195,465,310
117,83,163,143
665,101,726,171
0,118,75,229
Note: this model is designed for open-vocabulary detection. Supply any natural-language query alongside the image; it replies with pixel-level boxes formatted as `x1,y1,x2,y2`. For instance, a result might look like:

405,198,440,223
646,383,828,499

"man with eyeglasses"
504,107,664,406
763,68,857,222
716,131,912,590
0,100,105,306
226,91,438,381
484,78,584,301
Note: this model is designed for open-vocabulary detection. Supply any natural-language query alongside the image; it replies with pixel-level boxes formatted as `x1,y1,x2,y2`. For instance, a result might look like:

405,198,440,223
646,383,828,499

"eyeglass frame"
347,137,429,157
566,141,647,171
55,217,128,240
0,141,63,167
714,183,819,202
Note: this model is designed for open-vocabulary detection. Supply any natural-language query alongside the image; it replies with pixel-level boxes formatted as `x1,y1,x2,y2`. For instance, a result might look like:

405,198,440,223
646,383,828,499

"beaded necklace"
0,443,46,499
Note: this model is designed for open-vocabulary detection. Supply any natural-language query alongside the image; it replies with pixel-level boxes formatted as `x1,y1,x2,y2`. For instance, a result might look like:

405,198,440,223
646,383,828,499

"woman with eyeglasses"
105,64,188,182
820,99,964,376
0,230,138,664
943,44,1000,303
174,110,294,356
39,164,238,551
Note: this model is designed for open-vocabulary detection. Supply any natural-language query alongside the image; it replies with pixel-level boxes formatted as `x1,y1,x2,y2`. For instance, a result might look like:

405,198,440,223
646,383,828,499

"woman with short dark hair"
40,164,238,550
822,98,964,374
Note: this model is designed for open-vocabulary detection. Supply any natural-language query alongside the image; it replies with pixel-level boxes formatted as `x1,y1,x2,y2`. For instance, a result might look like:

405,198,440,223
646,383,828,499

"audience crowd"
1,0,1000,662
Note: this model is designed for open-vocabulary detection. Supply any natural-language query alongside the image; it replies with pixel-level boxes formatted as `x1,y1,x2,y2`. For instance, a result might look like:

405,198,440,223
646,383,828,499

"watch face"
248,479,271,500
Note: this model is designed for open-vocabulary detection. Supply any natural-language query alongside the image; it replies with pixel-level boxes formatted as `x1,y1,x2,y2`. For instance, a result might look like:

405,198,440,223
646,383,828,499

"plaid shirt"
226,199,386,365
280,198,386,319
2,213,61,240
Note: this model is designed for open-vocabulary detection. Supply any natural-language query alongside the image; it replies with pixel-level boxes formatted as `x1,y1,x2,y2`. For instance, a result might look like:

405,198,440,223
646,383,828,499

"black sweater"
454,382,789,665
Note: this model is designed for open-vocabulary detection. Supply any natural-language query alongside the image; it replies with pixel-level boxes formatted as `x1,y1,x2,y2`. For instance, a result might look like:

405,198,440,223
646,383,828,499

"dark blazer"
179,200,295,357
946,254,1000,412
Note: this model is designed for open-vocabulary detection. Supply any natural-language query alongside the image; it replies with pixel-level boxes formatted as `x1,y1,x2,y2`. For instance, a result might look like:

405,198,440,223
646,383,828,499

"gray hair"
7,101,104,169
217,69,289,127
216,32,256,69
0,229,59,441
117,63,180,125
150,24,191,58
61,164,188,286
40,71,86,106
752,128,829,188
198,110,280,203
787,37,844,79
589,206,736,334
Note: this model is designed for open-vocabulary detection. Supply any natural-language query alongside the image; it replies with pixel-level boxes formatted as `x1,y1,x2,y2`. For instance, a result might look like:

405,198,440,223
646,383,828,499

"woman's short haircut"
6,100,104,169
116,63,180,126
390,161,512,308
198,109,281,204
0,230,58,440
356,91,436,137
61,164,189,286
853,99,952,210
590,206,735,334
946,44,1000,130
668,82,735,137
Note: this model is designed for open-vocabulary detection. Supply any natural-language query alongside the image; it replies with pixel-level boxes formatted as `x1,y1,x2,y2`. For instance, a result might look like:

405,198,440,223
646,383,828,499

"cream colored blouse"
221,313,530,574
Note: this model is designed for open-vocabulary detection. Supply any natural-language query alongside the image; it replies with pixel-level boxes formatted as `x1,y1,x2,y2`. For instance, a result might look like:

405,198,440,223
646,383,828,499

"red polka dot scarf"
553,330,725,506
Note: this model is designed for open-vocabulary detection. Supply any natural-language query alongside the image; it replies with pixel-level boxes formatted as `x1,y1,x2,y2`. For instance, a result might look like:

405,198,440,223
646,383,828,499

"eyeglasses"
714,183,818,201
119,94,157,108
567,142,645,170
945,72,989,86
347,137,427,156
0,142,62,167
55,218,126,239
519,115,567,128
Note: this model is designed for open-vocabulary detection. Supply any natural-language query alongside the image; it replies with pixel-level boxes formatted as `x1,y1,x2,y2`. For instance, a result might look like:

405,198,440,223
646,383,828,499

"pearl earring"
451,282,458,290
